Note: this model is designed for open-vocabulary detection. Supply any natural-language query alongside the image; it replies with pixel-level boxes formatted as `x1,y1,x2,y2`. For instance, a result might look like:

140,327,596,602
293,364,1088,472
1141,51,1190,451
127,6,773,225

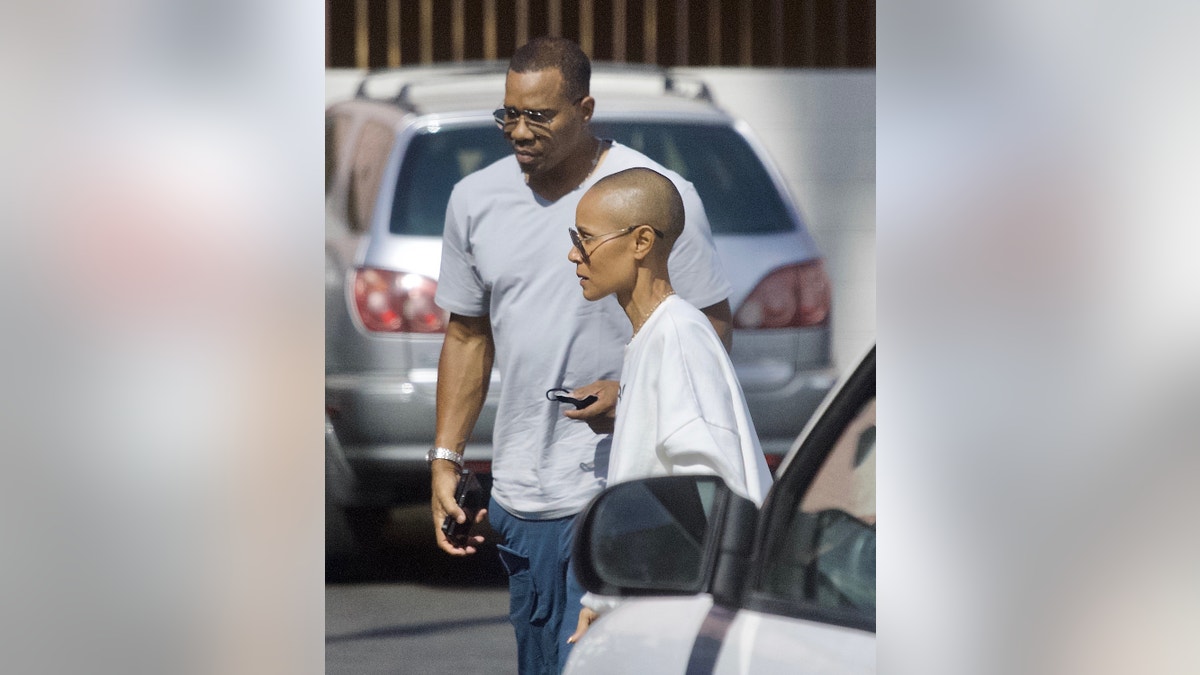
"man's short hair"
509,36,591,101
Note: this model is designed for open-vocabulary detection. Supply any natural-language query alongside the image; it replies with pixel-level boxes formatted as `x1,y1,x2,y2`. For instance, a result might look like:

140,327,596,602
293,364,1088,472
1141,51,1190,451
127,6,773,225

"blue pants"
488,497,585,675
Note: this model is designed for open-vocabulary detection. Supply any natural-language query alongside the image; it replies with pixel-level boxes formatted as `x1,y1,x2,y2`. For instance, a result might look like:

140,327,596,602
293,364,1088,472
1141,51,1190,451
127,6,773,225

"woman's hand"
567,607,599,644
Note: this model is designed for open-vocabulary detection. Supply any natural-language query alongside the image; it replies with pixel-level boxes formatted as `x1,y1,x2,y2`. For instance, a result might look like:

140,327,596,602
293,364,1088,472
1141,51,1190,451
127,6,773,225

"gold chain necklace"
633,291,675,338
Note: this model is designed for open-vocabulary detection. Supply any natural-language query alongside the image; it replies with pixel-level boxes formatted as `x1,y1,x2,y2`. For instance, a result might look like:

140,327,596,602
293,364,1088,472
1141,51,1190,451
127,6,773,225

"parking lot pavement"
326,504,517,674
326,582,515,675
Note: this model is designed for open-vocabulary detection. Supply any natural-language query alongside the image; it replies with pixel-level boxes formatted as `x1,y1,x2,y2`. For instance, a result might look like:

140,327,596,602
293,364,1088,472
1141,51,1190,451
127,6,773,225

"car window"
387,121,796,237
595,122,795,235
389,126,513,236
758,397,876,613
348,119,396,234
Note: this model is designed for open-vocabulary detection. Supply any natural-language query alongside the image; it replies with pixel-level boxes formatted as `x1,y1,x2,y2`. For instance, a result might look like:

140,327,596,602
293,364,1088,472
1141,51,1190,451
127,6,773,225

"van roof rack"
354,61,714,112
353,61,509,109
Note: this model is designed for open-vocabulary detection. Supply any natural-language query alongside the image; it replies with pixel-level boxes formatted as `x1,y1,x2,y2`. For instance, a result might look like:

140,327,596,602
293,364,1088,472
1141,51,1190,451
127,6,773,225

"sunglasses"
569,225,664,263
493,97,584,131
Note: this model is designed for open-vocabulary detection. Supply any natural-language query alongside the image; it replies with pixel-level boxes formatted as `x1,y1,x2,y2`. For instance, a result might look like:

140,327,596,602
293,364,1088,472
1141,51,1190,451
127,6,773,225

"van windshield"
390,121,797,236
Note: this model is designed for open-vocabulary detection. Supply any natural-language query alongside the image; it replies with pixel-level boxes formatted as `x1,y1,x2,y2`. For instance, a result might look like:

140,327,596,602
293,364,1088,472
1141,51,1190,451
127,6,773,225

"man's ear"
579,95,596,123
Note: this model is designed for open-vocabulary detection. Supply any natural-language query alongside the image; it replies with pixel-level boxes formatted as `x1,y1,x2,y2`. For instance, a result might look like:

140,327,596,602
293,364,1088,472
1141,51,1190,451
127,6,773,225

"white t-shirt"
582,295,771,616
609,295,772,505
435,141,731,519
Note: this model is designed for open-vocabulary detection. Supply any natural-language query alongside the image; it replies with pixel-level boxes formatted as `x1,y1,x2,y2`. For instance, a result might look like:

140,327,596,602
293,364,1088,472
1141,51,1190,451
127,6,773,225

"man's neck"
527,137,602,202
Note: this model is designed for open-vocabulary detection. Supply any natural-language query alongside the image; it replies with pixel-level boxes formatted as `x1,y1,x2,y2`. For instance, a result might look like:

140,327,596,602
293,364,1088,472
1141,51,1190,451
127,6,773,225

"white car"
565,346,876,674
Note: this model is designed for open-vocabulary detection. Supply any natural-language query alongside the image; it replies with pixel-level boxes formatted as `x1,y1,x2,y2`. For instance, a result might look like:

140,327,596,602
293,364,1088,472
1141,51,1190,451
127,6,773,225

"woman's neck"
622,277,675,337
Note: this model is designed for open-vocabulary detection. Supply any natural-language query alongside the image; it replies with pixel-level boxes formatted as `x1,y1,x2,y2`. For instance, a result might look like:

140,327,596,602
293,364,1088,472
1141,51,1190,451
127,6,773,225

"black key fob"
546,388,598,410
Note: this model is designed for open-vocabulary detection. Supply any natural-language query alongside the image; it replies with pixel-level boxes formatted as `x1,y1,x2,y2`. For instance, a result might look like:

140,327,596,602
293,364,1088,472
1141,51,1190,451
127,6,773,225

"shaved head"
573,167,685,302
584,168,684,255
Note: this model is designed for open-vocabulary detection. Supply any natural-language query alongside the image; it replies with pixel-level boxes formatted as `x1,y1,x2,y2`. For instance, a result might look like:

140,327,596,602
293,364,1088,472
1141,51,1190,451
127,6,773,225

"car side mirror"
572,475,758,601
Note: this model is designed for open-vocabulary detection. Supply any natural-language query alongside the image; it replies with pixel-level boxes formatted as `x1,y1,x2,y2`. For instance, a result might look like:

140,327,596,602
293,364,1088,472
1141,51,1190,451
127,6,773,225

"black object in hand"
441,469,487,547
546,388,599,410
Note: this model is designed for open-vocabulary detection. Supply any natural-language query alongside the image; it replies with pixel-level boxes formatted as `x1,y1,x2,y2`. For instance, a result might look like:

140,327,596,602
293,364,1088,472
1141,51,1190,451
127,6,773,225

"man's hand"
562,379,619,434
431,460,487,555
432,313,493,555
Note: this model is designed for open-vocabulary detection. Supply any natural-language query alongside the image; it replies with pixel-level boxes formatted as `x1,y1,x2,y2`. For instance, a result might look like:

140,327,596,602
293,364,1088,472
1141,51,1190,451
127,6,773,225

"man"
564,167,773,643
430,37,731,674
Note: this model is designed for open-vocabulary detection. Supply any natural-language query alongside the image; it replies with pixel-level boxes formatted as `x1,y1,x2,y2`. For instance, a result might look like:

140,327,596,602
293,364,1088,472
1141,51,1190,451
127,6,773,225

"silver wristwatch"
426,446,464,468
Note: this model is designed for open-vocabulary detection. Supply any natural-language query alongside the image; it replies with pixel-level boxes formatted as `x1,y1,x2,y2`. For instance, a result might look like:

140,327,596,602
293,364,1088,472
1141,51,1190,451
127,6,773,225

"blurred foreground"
1,1,1198,674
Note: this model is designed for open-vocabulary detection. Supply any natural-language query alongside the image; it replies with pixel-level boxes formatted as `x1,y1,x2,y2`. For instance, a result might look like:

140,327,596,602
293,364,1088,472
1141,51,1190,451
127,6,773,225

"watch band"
427,446,464,468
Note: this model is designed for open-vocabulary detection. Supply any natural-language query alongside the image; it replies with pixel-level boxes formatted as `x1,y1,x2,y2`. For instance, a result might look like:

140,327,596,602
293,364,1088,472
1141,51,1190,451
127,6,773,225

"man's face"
500,68,591,179
569,191,637,301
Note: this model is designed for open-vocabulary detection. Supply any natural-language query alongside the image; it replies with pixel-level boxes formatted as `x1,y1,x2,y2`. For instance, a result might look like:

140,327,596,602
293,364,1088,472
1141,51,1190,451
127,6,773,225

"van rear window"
389,126,512,237
598,121,795,235
389,121,796,236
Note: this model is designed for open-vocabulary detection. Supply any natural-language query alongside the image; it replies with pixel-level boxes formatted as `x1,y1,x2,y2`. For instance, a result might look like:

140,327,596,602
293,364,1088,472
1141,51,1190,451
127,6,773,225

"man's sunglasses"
493,97,584,130
493,107,556,129
569,225,664,263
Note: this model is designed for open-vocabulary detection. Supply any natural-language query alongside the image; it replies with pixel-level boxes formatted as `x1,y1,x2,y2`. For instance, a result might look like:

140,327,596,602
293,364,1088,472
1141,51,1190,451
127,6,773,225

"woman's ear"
631,225,657,261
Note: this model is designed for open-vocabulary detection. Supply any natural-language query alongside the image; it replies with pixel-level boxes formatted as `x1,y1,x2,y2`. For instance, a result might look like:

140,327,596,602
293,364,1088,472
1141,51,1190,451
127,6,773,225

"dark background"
326,0,875,69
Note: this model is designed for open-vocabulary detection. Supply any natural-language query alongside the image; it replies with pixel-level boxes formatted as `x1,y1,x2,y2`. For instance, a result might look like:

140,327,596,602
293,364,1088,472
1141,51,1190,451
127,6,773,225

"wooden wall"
326,0,874,68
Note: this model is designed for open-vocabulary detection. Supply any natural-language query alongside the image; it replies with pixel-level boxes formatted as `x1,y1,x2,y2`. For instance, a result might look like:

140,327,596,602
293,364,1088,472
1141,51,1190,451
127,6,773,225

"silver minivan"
325,63,836,551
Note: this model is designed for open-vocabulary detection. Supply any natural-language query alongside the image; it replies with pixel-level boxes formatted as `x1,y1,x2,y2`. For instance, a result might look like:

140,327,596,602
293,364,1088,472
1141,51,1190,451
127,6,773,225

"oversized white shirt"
610,295,772,505
582,295,772,615
435,142,731,518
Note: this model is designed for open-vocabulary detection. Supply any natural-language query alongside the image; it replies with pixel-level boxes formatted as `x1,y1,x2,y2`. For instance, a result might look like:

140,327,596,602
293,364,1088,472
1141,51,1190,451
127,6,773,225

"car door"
715,370,875,673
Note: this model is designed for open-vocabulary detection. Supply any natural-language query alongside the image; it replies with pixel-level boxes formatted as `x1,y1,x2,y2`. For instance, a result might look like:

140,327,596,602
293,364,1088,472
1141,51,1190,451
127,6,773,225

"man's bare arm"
431,313,495,555
700,299,733,352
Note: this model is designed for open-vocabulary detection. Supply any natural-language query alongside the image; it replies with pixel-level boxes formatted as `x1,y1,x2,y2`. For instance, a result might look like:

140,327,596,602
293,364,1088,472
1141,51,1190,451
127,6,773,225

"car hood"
565,596,714,674
564,594,874,675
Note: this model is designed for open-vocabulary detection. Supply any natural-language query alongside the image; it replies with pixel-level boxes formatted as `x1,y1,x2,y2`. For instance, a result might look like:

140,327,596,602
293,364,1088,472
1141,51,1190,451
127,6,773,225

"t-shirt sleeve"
434,187,490,316
666,182,732,310
659,417,747,490
655,325,751,497
652,317,772,504
580,592,623,615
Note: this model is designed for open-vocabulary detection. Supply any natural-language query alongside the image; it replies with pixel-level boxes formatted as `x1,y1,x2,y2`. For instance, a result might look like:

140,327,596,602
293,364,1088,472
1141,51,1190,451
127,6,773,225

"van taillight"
352,268,447,333
734,259,831,329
